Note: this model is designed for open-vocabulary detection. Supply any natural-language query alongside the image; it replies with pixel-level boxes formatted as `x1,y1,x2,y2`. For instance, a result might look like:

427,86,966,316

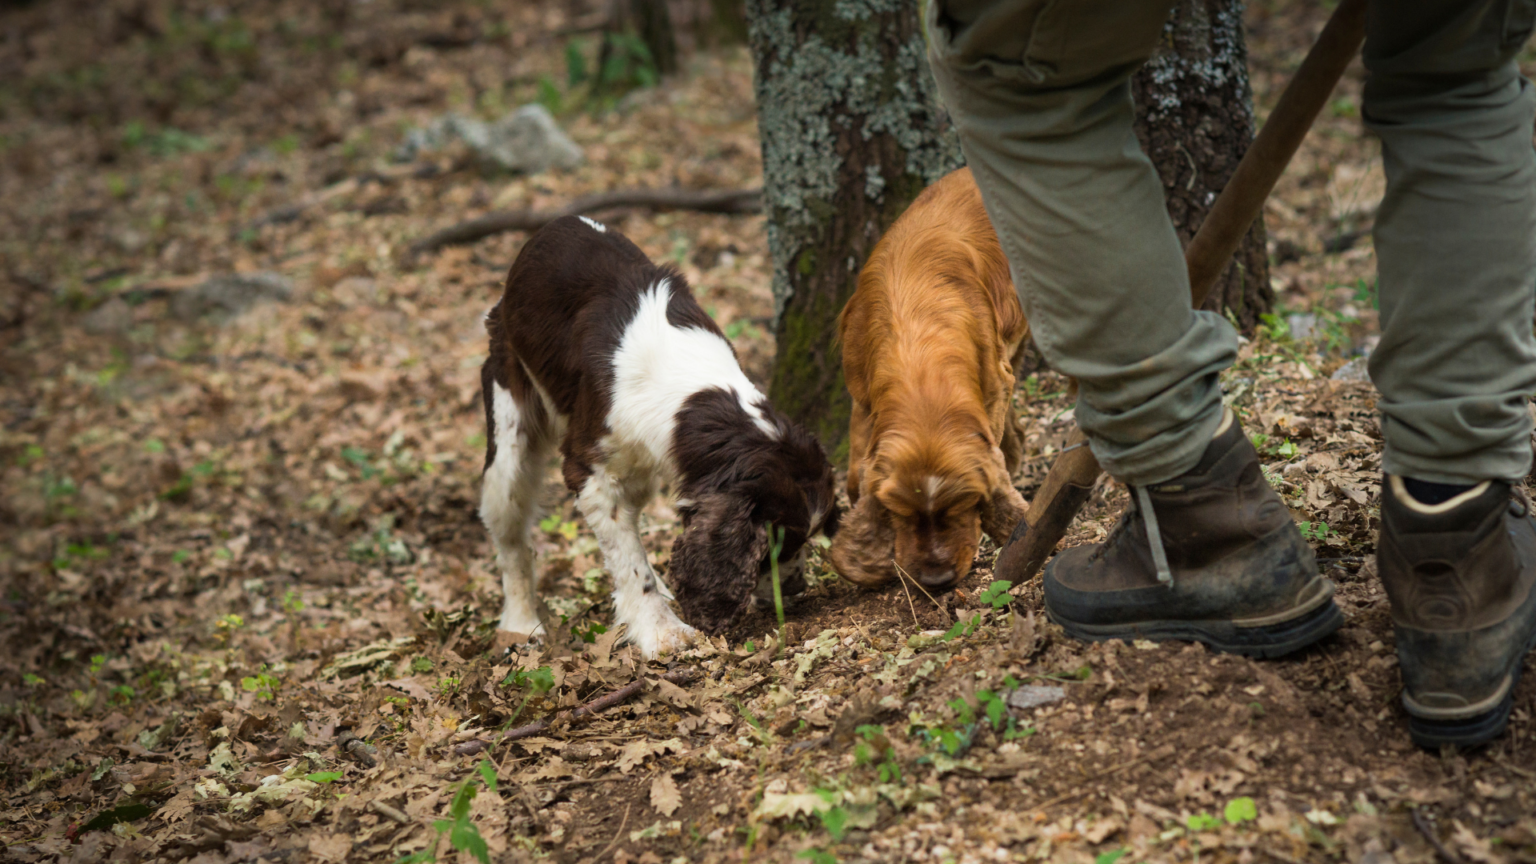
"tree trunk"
746,0,963,459
1132,0,1273,332
628,0,679,76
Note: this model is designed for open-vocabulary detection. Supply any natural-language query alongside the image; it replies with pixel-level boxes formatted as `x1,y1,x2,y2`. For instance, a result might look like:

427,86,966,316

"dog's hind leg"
575,465,695,659
479,361,553,637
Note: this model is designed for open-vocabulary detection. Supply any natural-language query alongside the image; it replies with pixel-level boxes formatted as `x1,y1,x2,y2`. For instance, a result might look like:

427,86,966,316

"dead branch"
454,666,697,756
368,800,411,825
405,188,762,261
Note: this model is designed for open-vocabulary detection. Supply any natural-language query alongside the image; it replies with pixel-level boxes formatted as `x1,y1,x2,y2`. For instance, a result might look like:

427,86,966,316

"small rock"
110,227,148,255
1006,684,1065,710
1331,356,1371,383
1285,313,1317,342
81,297,132,335
172,272,293,322
394,104,582,174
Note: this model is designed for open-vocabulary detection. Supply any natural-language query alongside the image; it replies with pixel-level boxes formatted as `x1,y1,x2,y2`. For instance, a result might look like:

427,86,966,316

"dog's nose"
915,565,958,591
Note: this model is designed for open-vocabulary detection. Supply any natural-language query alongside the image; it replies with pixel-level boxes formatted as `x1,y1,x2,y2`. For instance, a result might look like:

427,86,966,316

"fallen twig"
453,667,697,755
596,802,632,862
893,560,920,627
368,800,411,825
894,560,943,609
1412,807,1463,864
1024,744,1176,810
405,187,762,260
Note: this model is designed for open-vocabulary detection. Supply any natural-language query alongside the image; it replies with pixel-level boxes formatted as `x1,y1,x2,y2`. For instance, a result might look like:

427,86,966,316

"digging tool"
995,0,1369,583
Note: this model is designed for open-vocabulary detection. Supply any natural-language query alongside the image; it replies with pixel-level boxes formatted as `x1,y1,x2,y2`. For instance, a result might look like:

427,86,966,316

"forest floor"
3,2,1535,863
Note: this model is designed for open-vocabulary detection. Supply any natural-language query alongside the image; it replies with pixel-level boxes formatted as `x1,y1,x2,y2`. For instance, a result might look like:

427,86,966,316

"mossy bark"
747,0,963,459
1132,0,1273,332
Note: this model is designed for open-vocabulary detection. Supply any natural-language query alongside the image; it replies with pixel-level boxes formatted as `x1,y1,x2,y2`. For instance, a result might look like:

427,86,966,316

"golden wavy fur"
831,167,1030,591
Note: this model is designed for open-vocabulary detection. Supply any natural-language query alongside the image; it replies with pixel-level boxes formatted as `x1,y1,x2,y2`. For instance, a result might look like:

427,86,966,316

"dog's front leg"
981,446,1028,544
576,466,696,658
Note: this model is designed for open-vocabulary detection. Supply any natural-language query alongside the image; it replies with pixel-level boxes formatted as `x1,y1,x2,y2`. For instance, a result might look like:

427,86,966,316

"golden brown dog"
830,167,1029,592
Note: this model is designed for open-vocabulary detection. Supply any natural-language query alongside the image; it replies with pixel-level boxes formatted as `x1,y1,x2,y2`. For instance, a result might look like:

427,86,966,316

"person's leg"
928,0,1340,654
1366,0,1536,484
1363,0,1536,747
926,0,1233,485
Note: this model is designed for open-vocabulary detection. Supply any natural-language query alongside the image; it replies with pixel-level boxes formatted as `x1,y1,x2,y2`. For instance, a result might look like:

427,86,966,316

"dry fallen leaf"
650,773,681,817
307,833,352,863
615,738,684,774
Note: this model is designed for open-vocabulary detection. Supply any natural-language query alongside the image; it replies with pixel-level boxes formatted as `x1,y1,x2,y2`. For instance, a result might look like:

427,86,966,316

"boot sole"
1404,625,1536,749
1045,593,1345,659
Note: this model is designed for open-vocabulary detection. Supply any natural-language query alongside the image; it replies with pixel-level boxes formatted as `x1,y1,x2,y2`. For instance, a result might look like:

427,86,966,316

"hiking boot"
1042,410,1343,657
1379,475,1536,748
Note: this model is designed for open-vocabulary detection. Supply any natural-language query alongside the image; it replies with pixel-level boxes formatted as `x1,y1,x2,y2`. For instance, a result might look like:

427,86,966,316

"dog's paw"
619,602,698,659
628,619,698,659
648,620,699,658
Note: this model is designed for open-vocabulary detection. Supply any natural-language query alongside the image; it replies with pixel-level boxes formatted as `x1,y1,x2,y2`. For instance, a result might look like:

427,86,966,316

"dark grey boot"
1379,475,1536,748
1042,412,1343,658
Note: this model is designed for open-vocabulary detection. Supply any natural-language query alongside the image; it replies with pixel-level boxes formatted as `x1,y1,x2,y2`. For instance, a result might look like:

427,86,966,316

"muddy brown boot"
1379,476,1536,748
1041,411,1343,657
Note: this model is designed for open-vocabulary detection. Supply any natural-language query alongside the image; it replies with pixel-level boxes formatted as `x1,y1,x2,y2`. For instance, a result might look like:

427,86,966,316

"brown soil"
2,2,1534,864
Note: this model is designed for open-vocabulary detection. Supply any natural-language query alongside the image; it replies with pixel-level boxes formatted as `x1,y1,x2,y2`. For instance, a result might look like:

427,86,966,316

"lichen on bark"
1132,0,1273,331
747,0,962,452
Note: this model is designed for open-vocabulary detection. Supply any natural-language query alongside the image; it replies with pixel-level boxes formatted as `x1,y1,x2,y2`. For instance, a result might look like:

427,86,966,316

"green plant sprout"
853,725,902,784
241,667,280,702
398,760,498,864
767,521,787,656
501,666,554,727
538,512,579,540
943,614,982,641
1298,521,1333,541
570,620,608,644
977,579,1013,609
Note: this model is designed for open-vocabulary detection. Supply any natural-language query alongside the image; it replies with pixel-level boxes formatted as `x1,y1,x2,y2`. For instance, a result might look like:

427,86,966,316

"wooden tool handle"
1004,0,1368,582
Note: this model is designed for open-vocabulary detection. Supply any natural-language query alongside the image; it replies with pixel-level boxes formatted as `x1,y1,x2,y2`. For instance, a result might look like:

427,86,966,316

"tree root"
453,666,697,756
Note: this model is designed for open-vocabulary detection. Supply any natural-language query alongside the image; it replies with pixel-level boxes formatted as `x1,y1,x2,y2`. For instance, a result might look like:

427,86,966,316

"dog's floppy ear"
671,492,768,634
828,493,897,588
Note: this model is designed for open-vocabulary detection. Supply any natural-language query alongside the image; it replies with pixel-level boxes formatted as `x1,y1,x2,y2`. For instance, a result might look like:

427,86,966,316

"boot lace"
1136,486,1173,585
1092,484,1174,585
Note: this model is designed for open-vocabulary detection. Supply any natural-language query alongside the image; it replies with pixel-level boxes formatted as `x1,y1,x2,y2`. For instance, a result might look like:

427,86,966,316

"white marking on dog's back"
578,216,607,233
738,391,779,439
608,281,769,470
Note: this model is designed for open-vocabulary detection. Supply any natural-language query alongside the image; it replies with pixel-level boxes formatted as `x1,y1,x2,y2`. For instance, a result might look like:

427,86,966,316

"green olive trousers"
925,0,1536,486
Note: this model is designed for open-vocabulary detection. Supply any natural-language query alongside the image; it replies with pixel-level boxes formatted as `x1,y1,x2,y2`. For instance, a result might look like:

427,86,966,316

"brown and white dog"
479,215,839,658
831,167,1029,592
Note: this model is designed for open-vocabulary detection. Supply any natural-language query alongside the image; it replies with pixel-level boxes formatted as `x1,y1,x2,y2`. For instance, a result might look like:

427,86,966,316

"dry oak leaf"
754,791,835,821
615,738,684,774
527,756,575,782
654,677,693,709
650,774,681,817
160,789,196,824
308,833,352,862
